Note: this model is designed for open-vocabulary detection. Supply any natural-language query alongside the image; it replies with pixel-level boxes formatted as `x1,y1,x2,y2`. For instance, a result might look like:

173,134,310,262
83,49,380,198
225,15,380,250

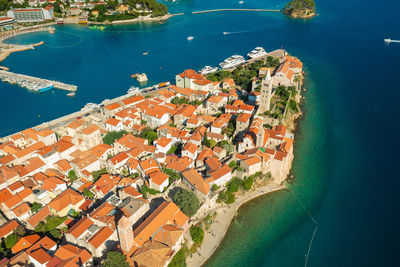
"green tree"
31,202,43,213
92,168,108,180
50,229,62,239
103,251,129,267
211,184,220,192
227,177,243,193
141,128,158,145
172,188,200,217
68,170,78,183
102,130,128,145
5,234,18,249
53,2,61,13
83,188,95,199
243,176,254,191
190,225,204,245
0,0,10,12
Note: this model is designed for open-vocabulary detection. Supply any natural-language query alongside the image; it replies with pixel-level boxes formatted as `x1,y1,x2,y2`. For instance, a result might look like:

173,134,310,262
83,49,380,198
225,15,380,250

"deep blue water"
2,0,400,266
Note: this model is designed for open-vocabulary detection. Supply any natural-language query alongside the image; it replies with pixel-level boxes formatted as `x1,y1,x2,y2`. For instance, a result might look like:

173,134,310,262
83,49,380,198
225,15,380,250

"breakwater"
0,69,77,92
192,9,280,14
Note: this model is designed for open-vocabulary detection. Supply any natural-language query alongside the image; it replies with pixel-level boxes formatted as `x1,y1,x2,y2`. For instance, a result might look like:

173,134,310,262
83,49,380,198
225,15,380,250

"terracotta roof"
206,164,232,183
27,206,50,227
122,95,144,106
88,226,114,248
106,118,121,127
27,236,56,254
11,234,40,253
244,156,261,166
182,169,209,195
165,156,192,172
236,113,252,123
29,248,52,264
149,171,169,186
67,217,94,238
104,102,121,111
133,201,188,247
183,142,197,155
80,124,99,135
37,129,54,138
130,239,170,267
0,220,20,238
48,189,84,213
205,157,221,171
13,141,45,159
11,202,30,217
66,119,84,130
110,152,130,165
53,244,92,265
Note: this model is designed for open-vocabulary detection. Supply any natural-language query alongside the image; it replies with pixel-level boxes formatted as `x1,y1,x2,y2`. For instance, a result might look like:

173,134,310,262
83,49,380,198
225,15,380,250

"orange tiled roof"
0,219,20,238
182,169,209,195
88,226,114,248
133,201,188,247
11,234,40,253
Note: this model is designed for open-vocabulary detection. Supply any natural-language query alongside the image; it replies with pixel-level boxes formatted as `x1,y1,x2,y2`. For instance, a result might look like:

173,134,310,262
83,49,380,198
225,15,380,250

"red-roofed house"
205,164,232,187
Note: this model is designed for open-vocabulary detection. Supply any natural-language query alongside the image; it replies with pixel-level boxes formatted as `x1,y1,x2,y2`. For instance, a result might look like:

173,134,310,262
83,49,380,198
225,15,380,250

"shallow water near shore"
2,0,400,266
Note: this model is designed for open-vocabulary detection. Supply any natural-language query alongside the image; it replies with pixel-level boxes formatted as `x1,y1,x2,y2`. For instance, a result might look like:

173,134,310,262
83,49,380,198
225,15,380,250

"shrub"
168,247,187,267
31,202,43,213
243,176,254,191
190,225,204,245
227,177,243,193
92,168,108,180
103,251,129,267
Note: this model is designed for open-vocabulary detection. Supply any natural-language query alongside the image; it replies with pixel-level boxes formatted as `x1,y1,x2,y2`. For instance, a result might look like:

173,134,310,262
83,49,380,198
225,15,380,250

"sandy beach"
187,183,285,267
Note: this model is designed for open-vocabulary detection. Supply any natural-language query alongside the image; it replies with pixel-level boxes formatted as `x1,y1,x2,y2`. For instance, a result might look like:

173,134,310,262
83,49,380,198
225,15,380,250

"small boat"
384,38,400,43
67,92,76,97
239,1,244,4
223,32,230,35
131,73,139,78
143,52,149,55
187,36,194,41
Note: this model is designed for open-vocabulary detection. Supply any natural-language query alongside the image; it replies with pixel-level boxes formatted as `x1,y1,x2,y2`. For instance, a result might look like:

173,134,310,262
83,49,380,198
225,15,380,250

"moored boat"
247,47,267,58
219,55,246,69
199,66,219,75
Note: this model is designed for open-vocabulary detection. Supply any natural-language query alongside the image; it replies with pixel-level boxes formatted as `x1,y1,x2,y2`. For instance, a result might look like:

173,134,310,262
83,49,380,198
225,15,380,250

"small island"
282,0,316,18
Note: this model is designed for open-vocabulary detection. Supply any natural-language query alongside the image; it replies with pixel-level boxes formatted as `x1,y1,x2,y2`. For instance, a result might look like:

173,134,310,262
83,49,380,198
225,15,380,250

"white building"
8,7,54,22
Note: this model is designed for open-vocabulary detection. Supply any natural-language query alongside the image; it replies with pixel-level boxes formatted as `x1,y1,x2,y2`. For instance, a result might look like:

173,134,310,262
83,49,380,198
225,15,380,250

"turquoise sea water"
2,0,400,266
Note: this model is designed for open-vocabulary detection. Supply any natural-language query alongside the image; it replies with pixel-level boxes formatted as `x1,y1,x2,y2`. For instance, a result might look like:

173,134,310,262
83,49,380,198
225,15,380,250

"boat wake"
43,30,84,49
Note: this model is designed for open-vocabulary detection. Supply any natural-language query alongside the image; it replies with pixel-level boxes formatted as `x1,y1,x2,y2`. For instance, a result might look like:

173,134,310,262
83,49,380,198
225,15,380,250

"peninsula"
0,48,304,267
282,0,317,18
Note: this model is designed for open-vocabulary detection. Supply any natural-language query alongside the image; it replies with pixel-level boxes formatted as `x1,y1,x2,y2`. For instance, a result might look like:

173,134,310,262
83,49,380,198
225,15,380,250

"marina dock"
0,70,77,92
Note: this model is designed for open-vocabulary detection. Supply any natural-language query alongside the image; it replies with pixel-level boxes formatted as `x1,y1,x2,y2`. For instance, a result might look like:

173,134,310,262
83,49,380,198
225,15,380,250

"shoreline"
0,41,44,63
188,183,285,267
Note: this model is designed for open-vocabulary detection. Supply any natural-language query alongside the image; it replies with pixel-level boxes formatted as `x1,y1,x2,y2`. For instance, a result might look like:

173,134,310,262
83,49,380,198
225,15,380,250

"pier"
0,70,77,92
192,9,280,14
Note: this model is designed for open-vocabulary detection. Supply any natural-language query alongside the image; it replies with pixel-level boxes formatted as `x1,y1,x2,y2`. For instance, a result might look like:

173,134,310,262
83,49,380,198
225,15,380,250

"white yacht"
199,66,219,75
219,55,246,69
247,47,267,58
187,36,194,41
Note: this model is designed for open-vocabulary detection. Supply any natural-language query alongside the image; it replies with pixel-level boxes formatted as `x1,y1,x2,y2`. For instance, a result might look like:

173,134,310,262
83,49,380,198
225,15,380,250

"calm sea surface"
2,0,400,266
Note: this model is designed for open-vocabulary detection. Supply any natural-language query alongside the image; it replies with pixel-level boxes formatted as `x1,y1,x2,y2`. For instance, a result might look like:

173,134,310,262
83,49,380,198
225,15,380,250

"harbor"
0,69,77,92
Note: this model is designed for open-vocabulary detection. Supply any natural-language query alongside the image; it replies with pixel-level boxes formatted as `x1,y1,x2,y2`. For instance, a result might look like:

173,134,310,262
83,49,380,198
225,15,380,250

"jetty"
192,9,280,14
0,70,77,92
